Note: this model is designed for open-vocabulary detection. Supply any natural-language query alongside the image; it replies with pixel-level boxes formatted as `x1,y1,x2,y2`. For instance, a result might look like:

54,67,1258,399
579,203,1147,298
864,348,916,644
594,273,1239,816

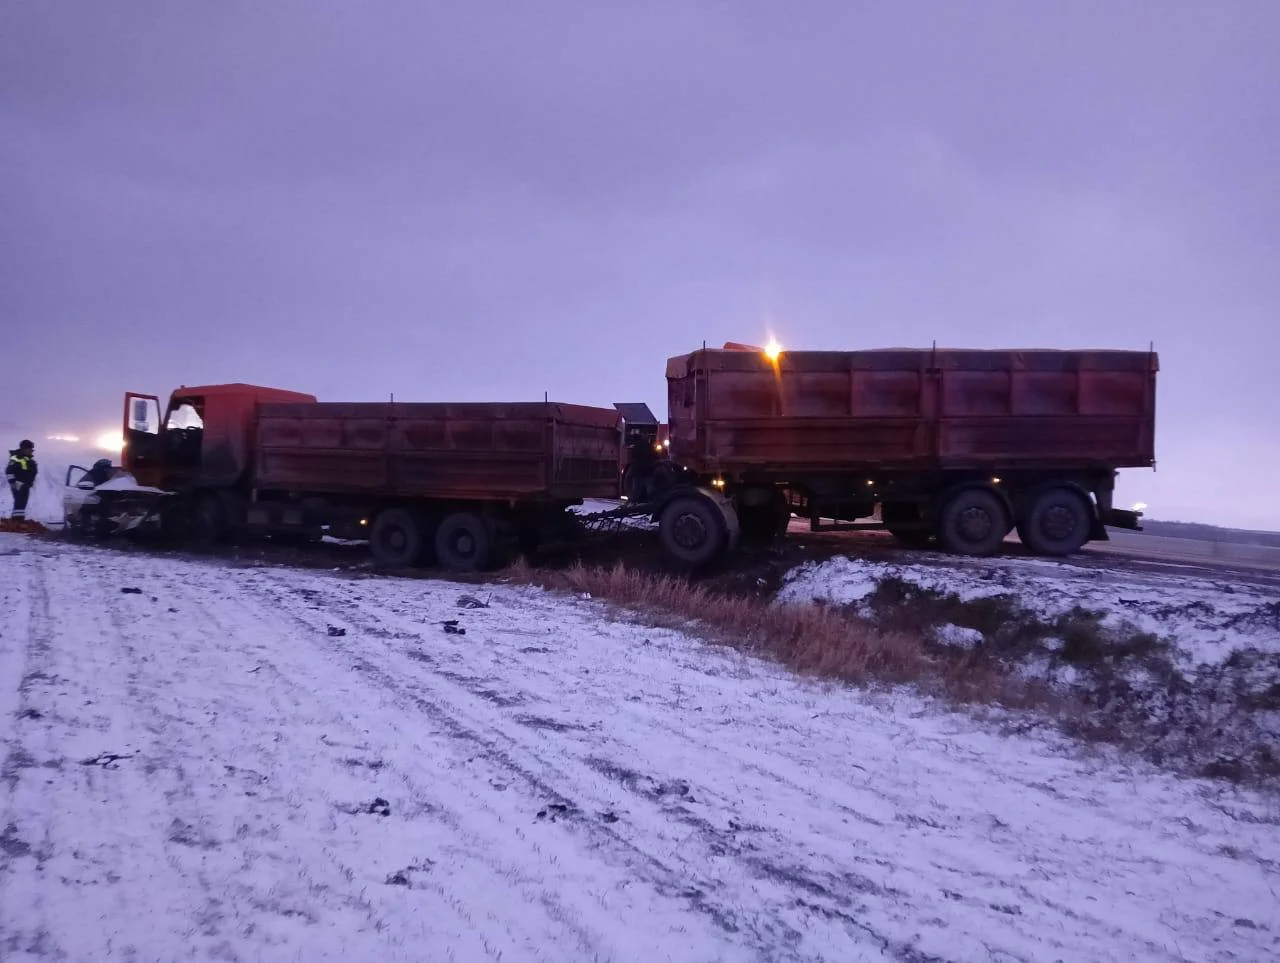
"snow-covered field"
779,553,1280,668
2,533,1278,961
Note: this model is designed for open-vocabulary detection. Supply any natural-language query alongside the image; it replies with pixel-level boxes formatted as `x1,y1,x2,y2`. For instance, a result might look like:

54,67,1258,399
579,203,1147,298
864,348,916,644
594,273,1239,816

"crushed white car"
62,464,173,535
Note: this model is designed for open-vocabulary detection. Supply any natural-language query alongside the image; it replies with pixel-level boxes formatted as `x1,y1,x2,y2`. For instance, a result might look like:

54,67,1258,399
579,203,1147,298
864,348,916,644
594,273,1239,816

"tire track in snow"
201,575,762,963
121,561,734,962
94,563,387,961
265,568,1252,963
291,575,976,957
99,563,546,962
0,552,67,961
245,571,917,962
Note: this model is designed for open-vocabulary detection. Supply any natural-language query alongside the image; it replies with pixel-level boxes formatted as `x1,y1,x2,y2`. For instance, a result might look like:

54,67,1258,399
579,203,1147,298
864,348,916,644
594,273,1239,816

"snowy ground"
2,534,1278,962
778,553,1280,668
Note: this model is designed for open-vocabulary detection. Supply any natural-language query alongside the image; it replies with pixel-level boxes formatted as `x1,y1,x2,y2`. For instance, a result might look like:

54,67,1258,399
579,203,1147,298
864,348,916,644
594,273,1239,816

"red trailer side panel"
665,347,1157,475
252,401,621,502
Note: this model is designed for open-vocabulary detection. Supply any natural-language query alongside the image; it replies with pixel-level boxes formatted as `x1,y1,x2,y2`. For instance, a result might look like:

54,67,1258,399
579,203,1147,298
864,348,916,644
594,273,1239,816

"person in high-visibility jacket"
5,440,38,520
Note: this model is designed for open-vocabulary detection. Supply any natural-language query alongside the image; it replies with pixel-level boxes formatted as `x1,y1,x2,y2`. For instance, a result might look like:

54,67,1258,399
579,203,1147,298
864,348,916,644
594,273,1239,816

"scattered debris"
167,818,218,850
17,708,42,720
535,802,577,823
80,751,134,769
442,620,466,636
367,797,391,817
0,823,32,858
385,860,435,887
342,757,386,771
327,625,347,637
599,810,620,824
120,587,143,595
457,594,490,609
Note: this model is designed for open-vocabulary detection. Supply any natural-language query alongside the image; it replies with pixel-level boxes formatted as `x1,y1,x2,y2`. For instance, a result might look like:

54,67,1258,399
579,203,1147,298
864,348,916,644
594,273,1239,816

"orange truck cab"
123,384,318,490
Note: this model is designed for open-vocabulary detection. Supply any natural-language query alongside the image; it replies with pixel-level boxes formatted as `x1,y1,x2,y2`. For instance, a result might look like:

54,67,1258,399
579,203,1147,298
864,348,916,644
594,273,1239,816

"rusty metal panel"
253,401,620,501
666,346,1157,475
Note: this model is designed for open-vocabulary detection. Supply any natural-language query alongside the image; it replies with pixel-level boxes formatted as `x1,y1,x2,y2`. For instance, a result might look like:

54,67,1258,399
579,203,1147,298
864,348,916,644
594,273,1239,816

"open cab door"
122,393,164,483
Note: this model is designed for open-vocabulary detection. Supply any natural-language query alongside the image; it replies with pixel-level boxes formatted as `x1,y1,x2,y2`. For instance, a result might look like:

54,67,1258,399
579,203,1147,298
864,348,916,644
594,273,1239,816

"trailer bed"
666,347,1158,475
253,401,622,502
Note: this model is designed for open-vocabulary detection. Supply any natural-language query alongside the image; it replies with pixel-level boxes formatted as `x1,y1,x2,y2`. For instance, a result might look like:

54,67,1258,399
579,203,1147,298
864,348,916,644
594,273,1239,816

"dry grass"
503,559,1280,787
506,559,1049,712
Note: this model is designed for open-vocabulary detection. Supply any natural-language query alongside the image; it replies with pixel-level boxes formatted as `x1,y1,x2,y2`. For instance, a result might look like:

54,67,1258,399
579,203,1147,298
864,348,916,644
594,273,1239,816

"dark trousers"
10,483,30,519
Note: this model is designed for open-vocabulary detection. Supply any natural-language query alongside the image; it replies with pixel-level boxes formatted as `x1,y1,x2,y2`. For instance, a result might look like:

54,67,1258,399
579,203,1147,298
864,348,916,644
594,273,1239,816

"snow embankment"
778,554,1280,668
1,533,1277,962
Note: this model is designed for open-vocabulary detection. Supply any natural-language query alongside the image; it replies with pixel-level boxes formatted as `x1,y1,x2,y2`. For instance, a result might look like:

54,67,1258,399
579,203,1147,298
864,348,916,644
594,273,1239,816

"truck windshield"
167,402,204,431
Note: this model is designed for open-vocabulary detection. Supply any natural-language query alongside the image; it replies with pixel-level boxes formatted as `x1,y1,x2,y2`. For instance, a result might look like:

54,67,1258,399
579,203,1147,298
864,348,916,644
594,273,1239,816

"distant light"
992,476,1002,485
764,340,783,361
712,478,726,489
359,518,369,526
46,433,81,443
95,431,124,453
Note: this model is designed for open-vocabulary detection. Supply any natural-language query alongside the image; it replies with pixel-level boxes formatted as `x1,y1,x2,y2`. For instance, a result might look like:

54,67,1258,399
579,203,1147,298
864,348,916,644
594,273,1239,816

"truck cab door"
123,393,164,479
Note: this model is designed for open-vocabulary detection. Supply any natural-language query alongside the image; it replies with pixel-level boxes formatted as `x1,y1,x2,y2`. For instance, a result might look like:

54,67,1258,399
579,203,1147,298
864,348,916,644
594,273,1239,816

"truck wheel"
370,508,425,568
435,512,493,572
1017,487,1093,557
938,488,1009,557
658,494,730,567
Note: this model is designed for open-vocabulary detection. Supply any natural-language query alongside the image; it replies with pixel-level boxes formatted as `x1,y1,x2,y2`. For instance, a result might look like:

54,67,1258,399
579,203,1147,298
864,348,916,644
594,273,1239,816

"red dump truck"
113,385,623,570
632,343,1158,565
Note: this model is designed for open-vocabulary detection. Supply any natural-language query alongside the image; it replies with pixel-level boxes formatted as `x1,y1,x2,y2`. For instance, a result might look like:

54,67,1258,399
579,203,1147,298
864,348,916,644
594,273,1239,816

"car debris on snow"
78,751,134,769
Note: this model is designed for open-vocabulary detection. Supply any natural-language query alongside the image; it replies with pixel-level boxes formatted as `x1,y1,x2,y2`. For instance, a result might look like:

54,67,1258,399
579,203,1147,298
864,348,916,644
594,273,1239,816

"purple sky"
3,2,1277,528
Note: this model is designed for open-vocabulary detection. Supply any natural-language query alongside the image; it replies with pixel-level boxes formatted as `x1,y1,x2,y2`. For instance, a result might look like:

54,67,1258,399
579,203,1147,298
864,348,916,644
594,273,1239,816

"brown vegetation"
504,559,1280,788
506,560,1047,711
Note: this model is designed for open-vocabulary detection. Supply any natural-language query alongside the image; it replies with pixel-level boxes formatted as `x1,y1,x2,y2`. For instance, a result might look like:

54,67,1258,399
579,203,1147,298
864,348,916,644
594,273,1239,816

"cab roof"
172,383,317,404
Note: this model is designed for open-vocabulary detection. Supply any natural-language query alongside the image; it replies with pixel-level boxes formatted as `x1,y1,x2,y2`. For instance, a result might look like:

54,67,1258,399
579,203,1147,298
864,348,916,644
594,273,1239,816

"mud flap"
704,488,740,551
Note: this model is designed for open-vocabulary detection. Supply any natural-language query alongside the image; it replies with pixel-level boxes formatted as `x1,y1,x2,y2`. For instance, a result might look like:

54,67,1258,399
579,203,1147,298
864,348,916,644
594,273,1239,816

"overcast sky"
2,1,1277,527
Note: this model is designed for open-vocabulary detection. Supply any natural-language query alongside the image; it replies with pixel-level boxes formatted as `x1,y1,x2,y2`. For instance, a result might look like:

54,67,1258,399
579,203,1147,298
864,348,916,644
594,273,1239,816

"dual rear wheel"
370,509,496,572
931,485,1094,558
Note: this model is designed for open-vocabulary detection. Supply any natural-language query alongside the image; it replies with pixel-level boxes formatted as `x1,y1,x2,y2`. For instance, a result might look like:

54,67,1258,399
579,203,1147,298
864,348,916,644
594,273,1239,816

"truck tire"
1017,487,1093,557
434,512,494,572
938,488,1009,557
658,493,730,567
370,508,425,568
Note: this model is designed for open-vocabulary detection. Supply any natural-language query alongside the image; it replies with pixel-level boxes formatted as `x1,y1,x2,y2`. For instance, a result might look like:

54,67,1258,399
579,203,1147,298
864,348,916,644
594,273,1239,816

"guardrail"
1103,530,1280,567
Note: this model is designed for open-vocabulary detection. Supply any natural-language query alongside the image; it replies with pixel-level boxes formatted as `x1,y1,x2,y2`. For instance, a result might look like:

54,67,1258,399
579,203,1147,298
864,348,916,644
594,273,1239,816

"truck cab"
123,384,317,491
